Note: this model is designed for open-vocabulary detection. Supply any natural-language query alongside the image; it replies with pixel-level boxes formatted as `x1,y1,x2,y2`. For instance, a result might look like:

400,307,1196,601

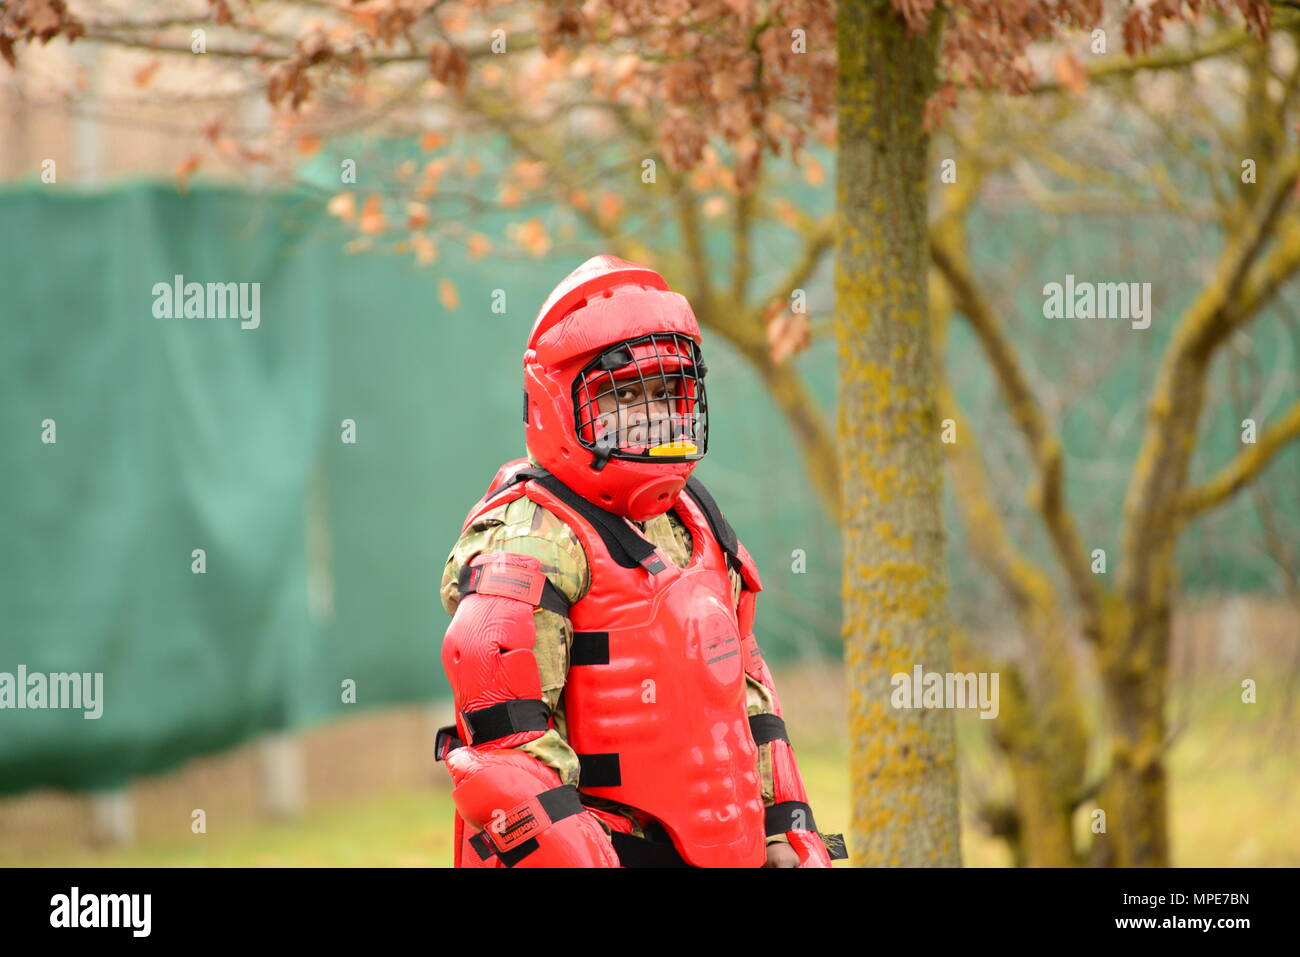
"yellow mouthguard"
648,441,698,456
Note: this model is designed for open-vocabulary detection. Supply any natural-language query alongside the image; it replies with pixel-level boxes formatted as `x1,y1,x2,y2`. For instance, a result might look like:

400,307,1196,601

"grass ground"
4,661,1296,867
11,712,1296,867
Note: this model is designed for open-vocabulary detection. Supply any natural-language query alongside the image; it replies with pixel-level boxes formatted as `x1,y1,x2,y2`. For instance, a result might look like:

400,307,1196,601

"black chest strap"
488,466,744,577
491,466,667,574
681,475,743,574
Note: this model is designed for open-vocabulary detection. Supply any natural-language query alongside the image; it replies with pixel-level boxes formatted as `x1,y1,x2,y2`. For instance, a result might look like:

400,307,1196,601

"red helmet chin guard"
523,255,708,522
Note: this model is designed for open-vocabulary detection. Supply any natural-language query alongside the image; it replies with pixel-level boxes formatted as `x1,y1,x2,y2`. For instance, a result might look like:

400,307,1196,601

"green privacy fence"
0,175,1294,795
0,181,841,795
0,186,326,793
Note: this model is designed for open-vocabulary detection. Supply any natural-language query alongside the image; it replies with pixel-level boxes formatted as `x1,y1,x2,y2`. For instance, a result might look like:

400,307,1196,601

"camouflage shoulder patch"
440,495,590,618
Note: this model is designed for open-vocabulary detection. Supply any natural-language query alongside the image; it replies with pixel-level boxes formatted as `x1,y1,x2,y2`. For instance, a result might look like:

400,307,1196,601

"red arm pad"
441,552,619,867
771,740,833,868
745,631,836,868
442,553,551,750
446,747,619,867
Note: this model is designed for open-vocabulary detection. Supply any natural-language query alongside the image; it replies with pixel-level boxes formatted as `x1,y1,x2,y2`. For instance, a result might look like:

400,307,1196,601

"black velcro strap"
766,800,818,836
456,561,571,617
571,632,610,665
535,782,586,823
462,698,551,746
683,475,742,573
608,829,693,868
537,578,571,616
434,723,464,761
820,832,848,860
510,467,666,574
748,713,789,747
576,752,621,788
467,784,587,867
496,839,541,867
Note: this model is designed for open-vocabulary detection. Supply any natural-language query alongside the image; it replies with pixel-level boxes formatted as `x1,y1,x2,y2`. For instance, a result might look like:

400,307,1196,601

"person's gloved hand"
763,841,801,868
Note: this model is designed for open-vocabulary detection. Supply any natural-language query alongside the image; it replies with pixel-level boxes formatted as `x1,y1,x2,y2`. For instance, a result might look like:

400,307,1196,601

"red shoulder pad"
459,459,532,533
485,458,531,498
465,552,547,606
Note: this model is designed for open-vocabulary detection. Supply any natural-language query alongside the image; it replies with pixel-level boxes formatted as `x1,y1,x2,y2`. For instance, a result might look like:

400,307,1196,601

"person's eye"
617,388,637,402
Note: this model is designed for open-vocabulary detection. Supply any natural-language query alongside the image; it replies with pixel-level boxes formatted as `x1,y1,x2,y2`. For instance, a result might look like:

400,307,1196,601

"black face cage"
572,332,709,470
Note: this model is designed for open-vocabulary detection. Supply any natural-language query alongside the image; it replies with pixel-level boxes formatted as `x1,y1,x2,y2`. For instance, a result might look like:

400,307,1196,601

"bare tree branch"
930,234,1107,642
1119,155,1300,618
731,188,754,306
72,26,538,64
1179,398,1300,520
1029,26,1269,95
756,214,833,314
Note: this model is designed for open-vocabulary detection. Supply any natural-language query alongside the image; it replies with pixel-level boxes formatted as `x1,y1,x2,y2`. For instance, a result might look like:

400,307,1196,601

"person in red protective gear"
435,255,846,868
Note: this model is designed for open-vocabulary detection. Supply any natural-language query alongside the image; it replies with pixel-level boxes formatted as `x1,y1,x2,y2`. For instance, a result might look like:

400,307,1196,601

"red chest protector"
459,461,767,868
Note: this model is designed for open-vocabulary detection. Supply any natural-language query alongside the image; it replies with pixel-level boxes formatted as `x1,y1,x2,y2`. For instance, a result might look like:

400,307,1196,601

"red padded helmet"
523,255,709,521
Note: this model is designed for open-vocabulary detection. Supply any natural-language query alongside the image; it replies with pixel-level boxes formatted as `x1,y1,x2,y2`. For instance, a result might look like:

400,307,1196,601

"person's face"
593,373,685,451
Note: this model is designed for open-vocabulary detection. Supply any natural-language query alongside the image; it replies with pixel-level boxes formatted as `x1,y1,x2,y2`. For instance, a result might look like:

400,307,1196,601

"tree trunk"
837,0,961,866
1096,594,1174,866
995,661,1086,866
1106,346,1219,866
937,373,1090,866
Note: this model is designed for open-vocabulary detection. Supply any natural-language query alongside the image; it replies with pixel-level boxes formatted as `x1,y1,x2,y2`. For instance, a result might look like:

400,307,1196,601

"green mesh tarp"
0,182,840,794
1,173,1294,795
0,186,326,793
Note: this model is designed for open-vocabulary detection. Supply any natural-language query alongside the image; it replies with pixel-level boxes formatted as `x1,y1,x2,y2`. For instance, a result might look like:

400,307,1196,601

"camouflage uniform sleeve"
733,565,791,848
440,493,589,791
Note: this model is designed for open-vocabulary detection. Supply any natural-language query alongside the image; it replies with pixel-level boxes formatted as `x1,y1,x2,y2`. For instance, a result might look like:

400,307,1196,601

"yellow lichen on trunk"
837,0,960,866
